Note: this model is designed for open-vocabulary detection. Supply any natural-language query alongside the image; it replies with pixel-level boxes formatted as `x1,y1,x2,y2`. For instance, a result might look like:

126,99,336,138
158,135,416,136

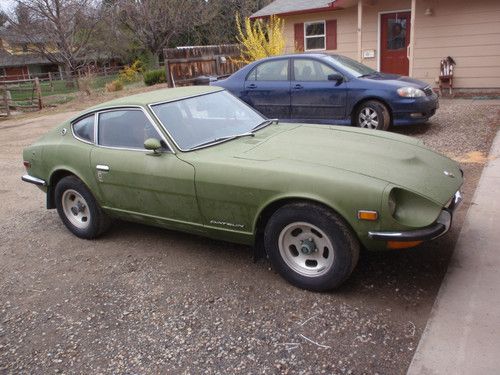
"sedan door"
90,108,203,227
290,58,348,121
242,58,291,119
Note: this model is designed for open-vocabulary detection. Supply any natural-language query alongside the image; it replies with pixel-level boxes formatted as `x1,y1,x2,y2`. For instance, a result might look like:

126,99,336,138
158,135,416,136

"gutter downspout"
357,0,363,63
409,0,416,76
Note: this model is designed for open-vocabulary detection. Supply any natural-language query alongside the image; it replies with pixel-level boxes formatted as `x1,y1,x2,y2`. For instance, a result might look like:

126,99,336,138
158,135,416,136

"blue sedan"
212,53,439,130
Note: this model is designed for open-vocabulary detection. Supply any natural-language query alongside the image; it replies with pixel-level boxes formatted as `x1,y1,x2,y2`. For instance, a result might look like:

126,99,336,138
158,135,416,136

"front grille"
423,86,434,96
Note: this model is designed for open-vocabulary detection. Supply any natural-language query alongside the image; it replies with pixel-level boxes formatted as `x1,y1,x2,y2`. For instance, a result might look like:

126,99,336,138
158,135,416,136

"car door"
290,58,348,121
242,58,291,119
90,107,202,227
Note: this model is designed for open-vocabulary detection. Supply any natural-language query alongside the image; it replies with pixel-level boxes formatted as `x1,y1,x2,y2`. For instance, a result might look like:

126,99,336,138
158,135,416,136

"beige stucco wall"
281,0,500,88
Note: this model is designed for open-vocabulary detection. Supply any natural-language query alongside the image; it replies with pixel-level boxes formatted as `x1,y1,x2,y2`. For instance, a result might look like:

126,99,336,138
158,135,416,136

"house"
251,0,500,91
0,29,60,80
0,28,121,81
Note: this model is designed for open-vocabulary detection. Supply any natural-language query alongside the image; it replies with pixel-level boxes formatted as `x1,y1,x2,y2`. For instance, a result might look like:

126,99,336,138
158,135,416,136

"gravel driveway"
0,99,498,374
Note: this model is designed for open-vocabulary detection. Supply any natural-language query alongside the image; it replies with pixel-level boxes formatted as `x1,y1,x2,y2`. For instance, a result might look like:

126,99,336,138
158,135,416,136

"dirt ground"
0,98,499,374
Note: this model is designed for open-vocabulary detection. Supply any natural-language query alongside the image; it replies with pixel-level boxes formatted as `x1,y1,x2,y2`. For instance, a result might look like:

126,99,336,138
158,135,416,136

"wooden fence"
163,44,243,87
0,65,125,83
0,78,43,118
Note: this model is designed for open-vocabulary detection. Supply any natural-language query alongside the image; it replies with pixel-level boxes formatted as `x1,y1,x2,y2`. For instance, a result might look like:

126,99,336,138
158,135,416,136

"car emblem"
444,170,455,178
61,128,67,136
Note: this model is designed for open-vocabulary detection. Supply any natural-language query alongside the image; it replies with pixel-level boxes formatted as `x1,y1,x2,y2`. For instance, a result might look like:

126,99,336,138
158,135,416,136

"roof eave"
250,3,344,19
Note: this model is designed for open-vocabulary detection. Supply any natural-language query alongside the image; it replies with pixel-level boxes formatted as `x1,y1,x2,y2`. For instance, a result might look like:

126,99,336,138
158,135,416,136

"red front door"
380,11,411,76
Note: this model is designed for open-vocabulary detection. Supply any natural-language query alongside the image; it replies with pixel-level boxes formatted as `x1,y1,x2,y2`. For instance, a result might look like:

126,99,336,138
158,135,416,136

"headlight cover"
388,190,397,217
397,87,425,98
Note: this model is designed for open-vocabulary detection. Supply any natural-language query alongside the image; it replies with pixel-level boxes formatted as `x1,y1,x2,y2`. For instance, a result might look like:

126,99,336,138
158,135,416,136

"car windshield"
323,55,378,77
150,91,266,151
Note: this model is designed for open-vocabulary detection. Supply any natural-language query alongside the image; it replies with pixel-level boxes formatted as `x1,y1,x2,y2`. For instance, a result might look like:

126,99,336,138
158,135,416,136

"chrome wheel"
278,222,335,277
358,107,379,129
61,189,90,229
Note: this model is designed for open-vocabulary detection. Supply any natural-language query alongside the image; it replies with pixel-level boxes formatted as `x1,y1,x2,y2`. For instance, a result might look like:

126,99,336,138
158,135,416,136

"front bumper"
368,190,462,242
392,93,439,126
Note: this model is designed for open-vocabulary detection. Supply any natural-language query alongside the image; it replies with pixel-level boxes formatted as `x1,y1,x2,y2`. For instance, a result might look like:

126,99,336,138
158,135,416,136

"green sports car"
22,86,463,291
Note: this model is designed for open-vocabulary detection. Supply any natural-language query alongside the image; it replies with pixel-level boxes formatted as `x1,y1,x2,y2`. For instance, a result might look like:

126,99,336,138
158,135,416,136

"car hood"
360,73,429,89
235,124,462,205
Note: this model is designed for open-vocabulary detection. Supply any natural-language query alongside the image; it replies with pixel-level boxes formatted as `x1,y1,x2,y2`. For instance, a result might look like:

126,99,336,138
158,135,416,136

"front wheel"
55,176,111,239
355,100,390,130
264,203,360,291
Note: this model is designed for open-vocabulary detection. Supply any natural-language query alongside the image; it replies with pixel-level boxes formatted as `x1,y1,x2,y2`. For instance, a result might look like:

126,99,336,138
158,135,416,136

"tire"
355,100,390,130
264,203,360,291
55,176,111,239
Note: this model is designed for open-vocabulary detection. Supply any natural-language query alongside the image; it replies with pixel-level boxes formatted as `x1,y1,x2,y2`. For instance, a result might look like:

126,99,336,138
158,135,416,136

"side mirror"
144,138,162,154
328,73,344,84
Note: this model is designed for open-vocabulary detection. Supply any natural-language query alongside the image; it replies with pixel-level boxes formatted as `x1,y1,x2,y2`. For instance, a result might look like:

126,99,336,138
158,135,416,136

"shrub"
143,69,166,86
118,60,144,82
105,79,124,92
235,14,285,64
77,74,95,96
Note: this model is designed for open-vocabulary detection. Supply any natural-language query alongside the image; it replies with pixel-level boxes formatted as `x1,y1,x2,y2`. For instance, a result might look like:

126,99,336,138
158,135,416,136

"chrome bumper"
368,190,462,242
22,174,47,186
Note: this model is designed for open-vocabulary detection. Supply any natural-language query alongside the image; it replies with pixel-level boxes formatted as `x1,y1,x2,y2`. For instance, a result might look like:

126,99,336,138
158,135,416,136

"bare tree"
8,0,105,84
116,0,208,67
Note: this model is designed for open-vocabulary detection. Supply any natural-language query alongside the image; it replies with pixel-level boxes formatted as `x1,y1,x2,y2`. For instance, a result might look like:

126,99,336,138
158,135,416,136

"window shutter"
326,20,337,50
294,23,304,52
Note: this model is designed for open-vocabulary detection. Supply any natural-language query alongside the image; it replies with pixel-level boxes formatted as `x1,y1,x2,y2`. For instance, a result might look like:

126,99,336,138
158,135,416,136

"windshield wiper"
191,132,256,150
251,118,278,132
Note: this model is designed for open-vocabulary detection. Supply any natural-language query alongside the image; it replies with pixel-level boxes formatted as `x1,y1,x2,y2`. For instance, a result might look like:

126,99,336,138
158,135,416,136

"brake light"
23,160,31,169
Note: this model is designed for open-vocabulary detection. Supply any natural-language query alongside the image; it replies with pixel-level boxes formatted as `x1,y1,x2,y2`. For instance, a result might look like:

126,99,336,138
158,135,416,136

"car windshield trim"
149,91,267,152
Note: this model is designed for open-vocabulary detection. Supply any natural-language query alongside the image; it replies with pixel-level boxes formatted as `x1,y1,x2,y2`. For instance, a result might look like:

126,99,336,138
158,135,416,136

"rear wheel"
55,176,111,239
355,100,390,130
264,203,360,291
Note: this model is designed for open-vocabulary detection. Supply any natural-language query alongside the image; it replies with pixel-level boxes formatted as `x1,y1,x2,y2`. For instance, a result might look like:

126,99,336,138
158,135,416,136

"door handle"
293,84,303,90
96,164,110,172
248,83,257,89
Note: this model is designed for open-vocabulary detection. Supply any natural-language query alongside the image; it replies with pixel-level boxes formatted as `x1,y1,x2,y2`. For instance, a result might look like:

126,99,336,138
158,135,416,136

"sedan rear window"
72,115,95,143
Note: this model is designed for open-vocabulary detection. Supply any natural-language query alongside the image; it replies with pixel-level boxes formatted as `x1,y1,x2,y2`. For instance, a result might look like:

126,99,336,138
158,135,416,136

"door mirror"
328,73,344,84
144,138,162,154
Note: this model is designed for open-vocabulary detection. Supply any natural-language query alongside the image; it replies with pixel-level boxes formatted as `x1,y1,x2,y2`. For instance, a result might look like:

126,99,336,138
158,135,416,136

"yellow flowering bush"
235,14,285,64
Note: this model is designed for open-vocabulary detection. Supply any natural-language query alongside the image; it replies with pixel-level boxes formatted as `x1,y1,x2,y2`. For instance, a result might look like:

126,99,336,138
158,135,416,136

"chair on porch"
438,56,456,96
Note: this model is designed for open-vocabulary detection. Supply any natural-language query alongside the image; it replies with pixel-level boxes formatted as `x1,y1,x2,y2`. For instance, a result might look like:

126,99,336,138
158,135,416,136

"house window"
305,21,326,51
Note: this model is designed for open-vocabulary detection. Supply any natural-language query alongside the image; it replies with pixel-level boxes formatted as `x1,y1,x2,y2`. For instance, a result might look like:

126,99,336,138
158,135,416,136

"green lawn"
6,74,121,103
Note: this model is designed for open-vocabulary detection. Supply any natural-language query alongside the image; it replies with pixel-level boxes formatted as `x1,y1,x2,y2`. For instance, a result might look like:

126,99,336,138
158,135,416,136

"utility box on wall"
362,49,376,59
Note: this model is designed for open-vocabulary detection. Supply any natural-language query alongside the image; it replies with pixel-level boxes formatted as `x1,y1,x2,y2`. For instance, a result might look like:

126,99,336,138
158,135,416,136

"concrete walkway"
407,131,500,375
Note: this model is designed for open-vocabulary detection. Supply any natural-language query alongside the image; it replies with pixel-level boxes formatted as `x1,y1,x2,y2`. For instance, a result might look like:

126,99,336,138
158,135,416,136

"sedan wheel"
355,100,390,130
358,107,379,129
264,202,360,291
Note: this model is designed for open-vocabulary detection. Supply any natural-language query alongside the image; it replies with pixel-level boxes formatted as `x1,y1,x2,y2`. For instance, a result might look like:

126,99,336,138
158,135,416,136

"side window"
72,115,95,143
98,109,163,150
247,59,289,81
294,59,337,81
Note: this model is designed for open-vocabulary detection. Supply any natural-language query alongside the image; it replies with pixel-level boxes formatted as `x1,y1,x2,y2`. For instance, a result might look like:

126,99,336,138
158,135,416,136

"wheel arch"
254,195,358,246
46,168,93,209
351,96,393,126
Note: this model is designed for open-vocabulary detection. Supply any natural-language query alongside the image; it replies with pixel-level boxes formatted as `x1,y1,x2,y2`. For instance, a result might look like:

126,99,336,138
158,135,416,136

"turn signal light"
358,210,378,221
387,240,423,249
23,160,31,169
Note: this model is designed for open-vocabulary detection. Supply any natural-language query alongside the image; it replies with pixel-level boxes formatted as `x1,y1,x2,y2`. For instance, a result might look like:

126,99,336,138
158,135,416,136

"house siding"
280,0,500,89
413,0,500,88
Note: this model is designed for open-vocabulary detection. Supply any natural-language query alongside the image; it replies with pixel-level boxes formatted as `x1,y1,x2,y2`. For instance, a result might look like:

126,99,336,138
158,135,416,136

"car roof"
255,53,334,60
87,85,223,111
